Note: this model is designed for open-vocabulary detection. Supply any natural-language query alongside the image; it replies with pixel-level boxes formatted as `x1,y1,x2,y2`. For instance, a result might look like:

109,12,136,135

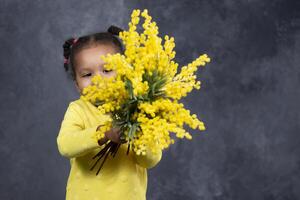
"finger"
116,127,121,133
114,127,122,135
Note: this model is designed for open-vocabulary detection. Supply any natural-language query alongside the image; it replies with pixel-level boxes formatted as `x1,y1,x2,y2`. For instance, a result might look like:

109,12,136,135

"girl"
57,25,162,200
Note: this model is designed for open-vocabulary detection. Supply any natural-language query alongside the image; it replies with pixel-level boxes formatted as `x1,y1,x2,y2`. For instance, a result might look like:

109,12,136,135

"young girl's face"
74,44,118,94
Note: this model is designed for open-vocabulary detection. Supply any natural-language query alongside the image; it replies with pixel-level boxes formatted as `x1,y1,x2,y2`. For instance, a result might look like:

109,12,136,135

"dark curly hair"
63,25,125,81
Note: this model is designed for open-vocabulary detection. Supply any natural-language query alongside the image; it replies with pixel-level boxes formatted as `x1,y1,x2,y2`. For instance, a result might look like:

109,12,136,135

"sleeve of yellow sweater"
57,102,106,159
133,146,162,169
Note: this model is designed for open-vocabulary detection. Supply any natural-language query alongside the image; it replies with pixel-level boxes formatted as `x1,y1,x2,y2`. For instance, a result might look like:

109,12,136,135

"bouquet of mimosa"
80,9,211,175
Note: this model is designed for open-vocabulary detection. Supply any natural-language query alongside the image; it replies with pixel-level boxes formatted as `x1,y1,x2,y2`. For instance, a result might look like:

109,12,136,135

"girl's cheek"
86,79,92,87
81,79,91,89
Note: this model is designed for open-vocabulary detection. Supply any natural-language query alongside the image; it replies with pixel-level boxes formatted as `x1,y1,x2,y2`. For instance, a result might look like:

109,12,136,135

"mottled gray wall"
0,0,299,199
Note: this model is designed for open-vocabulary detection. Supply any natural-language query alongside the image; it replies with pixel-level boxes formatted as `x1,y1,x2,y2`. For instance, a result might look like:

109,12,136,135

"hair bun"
107,25,124,36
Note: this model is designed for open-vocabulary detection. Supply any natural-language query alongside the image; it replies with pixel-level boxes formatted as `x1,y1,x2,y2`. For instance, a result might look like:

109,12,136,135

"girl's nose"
94,71,101,76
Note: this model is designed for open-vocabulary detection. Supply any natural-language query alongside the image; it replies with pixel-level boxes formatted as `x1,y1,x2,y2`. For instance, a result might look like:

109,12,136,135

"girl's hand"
105,127,123,143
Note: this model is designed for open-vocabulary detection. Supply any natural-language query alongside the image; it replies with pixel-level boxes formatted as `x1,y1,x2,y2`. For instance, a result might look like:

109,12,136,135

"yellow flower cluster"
91,119,112,141
164,54,210,99
81,75,128,114
81,9,211,156
133,98,206,154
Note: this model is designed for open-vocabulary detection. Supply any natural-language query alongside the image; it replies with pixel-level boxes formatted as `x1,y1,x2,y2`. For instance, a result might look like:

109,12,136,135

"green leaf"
125,78,134,99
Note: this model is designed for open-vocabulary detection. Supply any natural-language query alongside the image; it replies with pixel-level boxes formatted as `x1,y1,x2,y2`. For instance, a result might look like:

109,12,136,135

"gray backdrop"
0,0,299,199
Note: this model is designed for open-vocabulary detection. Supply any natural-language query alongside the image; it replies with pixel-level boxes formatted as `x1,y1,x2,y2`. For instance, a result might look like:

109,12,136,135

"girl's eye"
82,73,92,77
103,69,112,73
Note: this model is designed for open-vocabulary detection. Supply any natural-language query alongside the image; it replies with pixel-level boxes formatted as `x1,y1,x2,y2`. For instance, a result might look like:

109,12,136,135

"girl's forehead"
75,45,117,69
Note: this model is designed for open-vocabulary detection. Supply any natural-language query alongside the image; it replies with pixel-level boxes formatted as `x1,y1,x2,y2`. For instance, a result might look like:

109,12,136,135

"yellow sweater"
57,98,162,200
